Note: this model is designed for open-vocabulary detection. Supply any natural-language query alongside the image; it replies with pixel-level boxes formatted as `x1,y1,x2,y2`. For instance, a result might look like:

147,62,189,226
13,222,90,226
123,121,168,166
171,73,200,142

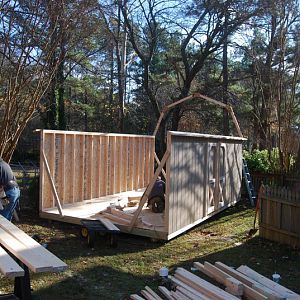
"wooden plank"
101,213,131,225
86,135,93,200
41,150,63,216
225,277,243,297
169,275,210,300
95,135,101,197
144,141,150,184
158,286,174,300
42,132,55,209
149,140,155,183
97,217,120,232
129,151,170,230
115,136,122,193
39,130,45,211
176,286,206,300
65,134,75,204
0,227,53,273
237,265,300,300
58,134,66,204
128,136,134,191
215,262,282,300
154,153,166,180
171,290,190,300
140,138,145,187
121,136,129,192
133,137,140,190
0,245,24,278
101,136,109,196
175,267,239,300
109,136,116,195
144,286,163,300
0,215,67,272
108,208,133,221
78,135,85,201
141,290,156,300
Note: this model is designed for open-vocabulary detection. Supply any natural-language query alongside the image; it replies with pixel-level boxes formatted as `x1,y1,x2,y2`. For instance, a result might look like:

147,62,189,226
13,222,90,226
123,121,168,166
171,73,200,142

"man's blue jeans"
1,186,20,220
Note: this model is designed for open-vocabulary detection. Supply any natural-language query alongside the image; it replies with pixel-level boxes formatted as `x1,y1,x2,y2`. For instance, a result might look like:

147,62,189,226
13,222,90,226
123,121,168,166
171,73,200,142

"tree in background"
241,0,300,172
0,0,61,161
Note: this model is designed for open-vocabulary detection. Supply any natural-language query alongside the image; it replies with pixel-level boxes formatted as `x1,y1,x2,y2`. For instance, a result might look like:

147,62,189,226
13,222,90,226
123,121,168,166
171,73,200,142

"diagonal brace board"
41,149,63,216
129,150,170,230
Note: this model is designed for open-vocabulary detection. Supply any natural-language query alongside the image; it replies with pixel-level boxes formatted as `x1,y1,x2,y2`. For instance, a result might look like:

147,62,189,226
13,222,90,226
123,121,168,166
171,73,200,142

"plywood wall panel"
167,133,243,236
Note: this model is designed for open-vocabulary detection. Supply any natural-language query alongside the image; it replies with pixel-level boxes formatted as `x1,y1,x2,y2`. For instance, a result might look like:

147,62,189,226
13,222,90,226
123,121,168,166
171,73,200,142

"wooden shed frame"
38,94,246,240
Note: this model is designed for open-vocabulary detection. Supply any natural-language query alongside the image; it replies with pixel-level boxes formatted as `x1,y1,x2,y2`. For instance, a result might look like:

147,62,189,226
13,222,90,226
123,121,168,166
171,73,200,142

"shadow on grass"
15,200,300,299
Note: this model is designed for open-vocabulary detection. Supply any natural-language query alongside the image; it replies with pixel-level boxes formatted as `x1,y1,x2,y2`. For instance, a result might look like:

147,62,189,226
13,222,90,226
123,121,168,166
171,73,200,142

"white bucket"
272,273,281,283
159,267,168,277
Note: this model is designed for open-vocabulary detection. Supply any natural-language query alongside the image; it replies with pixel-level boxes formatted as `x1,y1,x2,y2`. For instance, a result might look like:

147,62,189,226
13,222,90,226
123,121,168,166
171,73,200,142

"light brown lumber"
97,216,120,231
158,286,175,300
0,215,67,272
101,212,131,225
169,275,211,300
108,207,133,221
194,262,264,300
194,262,243,296
194,262,227,284
171,290,190,300
141,290,156,300
0,227,53,273
175,268,239,300
215,262,282,300
236,265,300,300
129,150,170,229
176,286,208,300
144,286,163,300
174,272,227,300
130,294,146,300
225,277,243,296
0,245,24,278
41,149,63,216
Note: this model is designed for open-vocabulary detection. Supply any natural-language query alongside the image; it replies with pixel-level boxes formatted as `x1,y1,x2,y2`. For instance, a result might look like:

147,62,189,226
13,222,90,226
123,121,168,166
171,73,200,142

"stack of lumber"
130,261,300,300
0,215,67,275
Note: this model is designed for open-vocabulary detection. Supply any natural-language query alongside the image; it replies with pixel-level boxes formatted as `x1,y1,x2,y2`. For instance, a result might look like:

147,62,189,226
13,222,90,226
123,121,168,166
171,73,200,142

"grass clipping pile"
130,261,300,300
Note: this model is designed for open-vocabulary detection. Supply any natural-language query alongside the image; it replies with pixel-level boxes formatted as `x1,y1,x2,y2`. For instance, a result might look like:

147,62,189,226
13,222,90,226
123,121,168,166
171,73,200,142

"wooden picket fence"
260,185,300,248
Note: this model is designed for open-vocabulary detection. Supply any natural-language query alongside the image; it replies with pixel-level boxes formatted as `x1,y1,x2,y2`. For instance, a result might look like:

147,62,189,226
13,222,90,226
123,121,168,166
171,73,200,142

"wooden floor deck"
40,189,168,240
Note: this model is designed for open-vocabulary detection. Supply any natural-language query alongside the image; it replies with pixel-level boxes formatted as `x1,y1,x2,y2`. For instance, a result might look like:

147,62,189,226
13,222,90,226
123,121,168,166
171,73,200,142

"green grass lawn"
1,199,300,299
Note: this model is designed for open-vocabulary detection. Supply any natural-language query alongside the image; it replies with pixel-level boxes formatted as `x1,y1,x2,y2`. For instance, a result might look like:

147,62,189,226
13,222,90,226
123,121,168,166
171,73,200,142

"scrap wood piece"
129,150,170,230
215,262,284,300
108,207,133,221
158,286,175,300
237,265,300,300
130,294,146,300
0,215,67,272
141,289,157,300
0,245,24,278
100,212,131,225
169,275,211,300
97,216,120,231
175,267,239,300
194,262,243,296
144,286,163,300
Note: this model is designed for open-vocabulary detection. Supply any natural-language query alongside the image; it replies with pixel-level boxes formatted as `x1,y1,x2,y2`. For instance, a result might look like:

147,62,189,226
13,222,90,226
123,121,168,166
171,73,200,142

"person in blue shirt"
0,157,20,220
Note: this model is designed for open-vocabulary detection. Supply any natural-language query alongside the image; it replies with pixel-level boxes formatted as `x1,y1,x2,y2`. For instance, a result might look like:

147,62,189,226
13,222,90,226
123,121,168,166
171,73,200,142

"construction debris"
130,261,300,300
